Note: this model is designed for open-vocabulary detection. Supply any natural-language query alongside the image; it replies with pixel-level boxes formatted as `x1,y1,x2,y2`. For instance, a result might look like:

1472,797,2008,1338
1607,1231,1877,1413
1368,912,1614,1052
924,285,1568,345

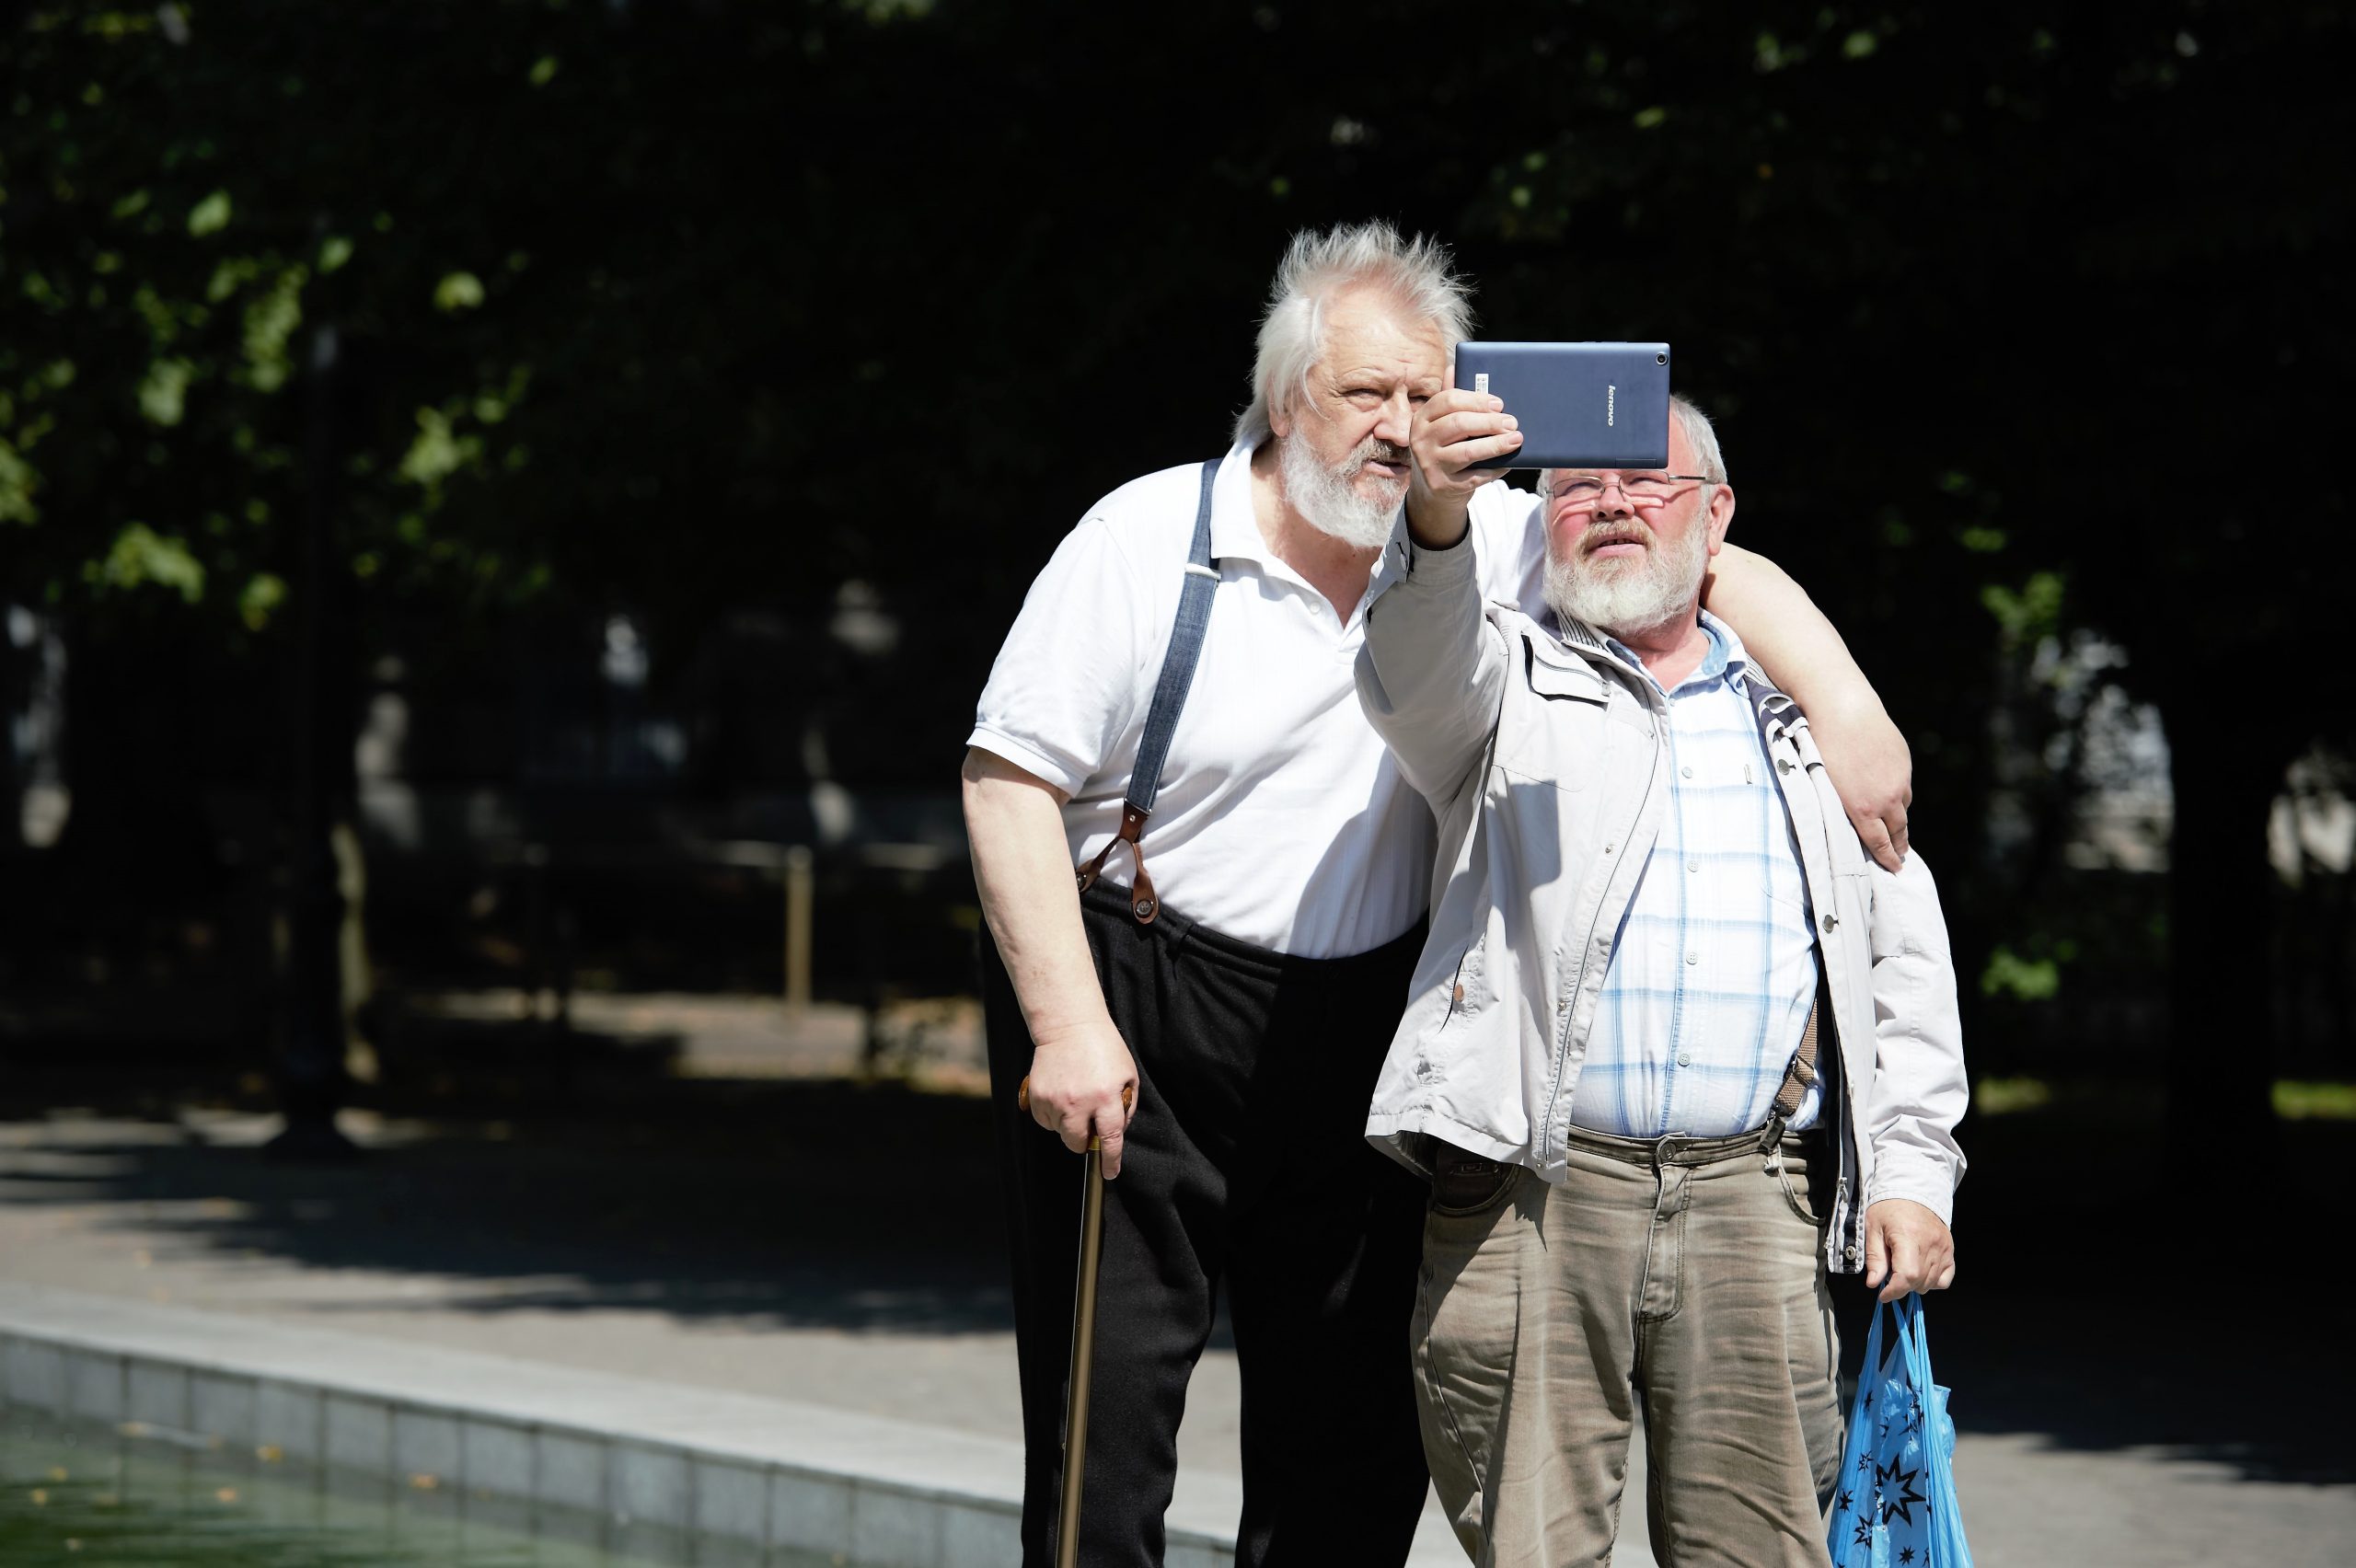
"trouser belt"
1560,1123,1819,1170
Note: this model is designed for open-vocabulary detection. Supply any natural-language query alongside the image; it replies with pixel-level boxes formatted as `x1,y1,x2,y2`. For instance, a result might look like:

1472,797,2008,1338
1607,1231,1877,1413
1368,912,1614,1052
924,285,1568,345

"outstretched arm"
1705,544,1912,870
1357,387,1523,803
1358,528,1506,806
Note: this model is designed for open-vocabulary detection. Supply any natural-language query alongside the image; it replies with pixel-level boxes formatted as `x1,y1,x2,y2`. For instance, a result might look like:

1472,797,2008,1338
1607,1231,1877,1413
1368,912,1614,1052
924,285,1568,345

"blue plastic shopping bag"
1827,1294,1972,1568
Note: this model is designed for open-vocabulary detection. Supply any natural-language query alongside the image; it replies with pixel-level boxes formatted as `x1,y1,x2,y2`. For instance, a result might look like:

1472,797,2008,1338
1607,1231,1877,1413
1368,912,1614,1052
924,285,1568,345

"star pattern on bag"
1829,1309,1966,1564
1875,1455,1928,1527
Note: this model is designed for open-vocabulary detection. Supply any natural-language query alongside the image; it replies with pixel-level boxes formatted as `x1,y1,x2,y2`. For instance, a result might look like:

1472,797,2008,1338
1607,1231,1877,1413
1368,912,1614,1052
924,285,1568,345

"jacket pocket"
1521,633,1611,705
1500,635,1609,789
1441,934,1487,1030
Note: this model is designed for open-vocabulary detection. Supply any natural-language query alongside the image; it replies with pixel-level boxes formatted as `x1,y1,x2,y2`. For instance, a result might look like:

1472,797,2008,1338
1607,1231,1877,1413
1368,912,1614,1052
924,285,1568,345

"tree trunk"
2160,697,2292,1196
267,323,359,1160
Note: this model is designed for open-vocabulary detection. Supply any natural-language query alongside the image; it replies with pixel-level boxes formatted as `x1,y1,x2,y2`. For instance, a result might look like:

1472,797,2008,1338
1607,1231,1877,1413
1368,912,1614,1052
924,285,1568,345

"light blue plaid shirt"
1566,613,1823,1137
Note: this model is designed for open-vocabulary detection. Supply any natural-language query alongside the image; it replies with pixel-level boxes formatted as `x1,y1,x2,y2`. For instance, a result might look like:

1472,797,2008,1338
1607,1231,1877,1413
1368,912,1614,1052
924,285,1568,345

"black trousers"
983,888,1431,1568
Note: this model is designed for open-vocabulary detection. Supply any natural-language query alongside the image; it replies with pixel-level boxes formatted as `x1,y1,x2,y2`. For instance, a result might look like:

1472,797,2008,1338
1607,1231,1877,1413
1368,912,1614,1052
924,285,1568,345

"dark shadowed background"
2,0,2351,1516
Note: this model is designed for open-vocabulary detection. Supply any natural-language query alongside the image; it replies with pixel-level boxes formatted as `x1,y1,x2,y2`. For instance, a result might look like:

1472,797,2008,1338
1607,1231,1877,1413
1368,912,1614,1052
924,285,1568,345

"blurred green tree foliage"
2,2,2349,1145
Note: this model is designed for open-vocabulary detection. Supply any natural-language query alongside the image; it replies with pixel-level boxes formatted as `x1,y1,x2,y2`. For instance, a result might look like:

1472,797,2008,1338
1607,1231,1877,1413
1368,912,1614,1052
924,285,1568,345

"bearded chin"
1542,524,1712,639
1281,432,1404,549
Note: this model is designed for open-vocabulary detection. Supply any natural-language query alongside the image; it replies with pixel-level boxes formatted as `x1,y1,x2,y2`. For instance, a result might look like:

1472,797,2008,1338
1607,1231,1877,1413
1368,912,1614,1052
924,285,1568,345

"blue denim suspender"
1075,458,1221,924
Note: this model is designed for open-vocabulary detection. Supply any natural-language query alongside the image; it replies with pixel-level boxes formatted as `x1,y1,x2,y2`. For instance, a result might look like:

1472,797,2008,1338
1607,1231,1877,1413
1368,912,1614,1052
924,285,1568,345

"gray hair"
1231,221,1474,448
1670,394,1727,485
1539,393,1729,492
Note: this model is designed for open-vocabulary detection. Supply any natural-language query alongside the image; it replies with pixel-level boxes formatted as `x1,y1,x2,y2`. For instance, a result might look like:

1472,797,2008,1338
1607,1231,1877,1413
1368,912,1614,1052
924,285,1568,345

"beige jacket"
1355,527,1968,1274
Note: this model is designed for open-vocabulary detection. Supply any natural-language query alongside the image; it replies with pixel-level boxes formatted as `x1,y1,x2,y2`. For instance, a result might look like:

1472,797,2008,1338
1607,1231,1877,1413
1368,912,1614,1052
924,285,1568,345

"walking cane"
1019,1076,1133,1568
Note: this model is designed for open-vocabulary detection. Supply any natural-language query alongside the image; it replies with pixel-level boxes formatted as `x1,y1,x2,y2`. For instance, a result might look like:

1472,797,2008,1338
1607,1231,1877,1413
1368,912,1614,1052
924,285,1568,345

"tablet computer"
1453,341,1672,470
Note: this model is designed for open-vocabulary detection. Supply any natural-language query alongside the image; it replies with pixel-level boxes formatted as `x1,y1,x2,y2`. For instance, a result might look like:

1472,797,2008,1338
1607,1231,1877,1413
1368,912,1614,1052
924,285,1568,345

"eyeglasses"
1547,472,1713,511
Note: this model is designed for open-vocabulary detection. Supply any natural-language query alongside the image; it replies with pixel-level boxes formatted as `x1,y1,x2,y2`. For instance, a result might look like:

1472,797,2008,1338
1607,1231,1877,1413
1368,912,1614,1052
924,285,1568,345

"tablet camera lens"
1655,352,1668,365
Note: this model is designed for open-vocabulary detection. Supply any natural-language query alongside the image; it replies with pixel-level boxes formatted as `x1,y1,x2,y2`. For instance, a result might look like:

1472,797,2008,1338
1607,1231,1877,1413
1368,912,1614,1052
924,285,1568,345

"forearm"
960,749,1113,1046
1708,543,1912,866
1359,533,1501,802
1704,544,1879,719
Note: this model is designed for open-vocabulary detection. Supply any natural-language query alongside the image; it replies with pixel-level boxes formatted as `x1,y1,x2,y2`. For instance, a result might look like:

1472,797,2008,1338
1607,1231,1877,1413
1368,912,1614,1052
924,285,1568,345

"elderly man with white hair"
962,223,1912,1568
1357,387,1969,1566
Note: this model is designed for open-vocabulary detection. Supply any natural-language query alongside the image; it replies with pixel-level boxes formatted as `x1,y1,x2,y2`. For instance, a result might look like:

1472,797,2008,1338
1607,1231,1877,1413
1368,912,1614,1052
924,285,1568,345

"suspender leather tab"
1075,804,1160,922
1771,997,1822,1124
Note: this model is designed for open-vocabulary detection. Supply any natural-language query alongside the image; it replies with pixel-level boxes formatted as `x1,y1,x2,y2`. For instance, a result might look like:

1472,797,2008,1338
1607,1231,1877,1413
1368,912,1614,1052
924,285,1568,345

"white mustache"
1578,521,1653,553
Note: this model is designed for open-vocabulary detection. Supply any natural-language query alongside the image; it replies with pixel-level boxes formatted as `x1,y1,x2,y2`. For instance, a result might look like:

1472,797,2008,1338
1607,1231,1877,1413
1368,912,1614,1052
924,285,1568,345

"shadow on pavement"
1,1032,2347,1487
0,1036,1014,1337
1830,1089,2352,1490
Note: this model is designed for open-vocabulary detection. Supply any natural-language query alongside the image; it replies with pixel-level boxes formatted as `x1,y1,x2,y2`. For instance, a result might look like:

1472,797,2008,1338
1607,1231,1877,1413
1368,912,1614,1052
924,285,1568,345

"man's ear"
1703,482,1737,555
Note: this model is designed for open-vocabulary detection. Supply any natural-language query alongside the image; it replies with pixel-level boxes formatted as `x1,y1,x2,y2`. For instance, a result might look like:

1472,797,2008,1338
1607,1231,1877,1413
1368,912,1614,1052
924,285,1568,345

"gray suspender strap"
1762,967,1830,1178
1075,458,1221,924
1771,992,1823,1124
1746,668,1830,1133
1126,459,1220,819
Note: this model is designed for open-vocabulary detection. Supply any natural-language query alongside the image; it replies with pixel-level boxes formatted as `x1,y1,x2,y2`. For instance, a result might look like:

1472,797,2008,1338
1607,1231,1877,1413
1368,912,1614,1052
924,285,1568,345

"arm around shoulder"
1709,543,1913,869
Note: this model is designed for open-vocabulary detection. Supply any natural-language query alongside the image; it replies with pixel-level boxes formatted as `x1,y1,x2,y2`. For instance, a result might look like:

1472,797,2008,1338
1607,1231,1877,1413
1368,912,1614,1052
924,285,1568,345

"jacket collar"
1545,608,1772,707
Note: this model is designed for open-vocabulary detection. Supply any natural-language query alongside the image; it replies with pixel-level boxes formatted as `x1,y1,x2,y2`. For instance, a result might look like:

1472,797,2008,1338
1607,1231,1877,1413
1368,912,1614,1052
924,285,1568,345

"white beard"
1542,515,1712,639
1280,430,1408,549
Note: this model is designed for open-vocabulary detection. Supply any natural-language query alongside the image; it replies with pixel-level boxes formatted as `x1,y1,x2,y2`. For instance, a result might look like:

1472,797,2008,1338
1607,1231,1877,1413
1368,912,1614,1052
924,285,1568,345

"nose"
1593,477,1634,520
1373,388,1414,445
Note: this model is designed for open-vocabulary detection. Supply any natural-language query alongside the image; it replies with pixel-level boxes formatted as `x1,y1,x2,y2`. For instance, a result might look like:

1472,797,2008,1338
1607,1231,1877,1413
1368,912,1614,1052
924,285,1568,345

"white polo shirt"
969,444,1544,959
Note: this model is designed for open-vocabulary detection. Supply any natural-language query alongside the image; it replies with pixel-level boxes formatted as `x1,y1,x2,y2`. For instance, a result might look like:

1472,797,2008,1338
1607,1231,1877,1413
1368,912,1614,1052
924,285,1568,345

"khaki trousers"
1413,1127,1843,1568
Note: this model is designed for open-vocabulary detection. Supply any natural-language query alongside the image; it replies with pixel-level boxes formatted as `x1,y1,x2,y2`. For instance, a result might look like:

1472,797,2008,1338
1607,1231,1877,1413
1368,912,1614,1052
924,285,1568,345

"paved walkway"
0,1028,2349,1565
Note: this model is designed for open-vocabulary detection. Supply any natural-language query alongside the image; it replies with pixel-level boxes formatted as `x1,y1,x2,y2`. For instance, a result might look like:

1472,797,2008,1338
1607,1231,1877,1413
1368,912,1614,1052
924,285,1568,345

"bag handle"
1896,1294,1938,1420
1864,1292,1922,1380
1858,1291,1893,1384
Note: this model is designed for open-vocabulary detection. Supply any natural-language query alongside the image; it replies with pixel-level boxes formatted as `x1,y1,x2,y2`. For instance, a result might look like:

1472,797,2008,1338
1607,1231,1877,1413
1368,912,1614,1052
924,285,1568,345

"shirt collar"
1209,440,1271,565
1604,610,1754,697
1700,609,1757,688
1220,440,1403,616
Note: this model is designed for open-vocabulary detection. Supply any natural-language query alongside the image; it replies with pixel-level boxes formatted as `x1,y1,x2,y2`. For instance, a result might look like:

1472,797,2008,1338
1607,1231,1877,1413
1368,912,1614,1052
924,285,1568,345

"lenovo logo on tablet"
1449,340,1671,470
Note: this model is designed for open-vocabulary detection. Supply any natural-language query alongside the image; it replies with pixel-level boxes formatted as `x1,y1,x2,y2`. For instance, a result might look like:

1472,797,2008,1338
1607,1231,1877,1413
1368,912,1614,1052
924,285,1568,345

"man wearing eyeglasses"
1357,390,1968,1566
